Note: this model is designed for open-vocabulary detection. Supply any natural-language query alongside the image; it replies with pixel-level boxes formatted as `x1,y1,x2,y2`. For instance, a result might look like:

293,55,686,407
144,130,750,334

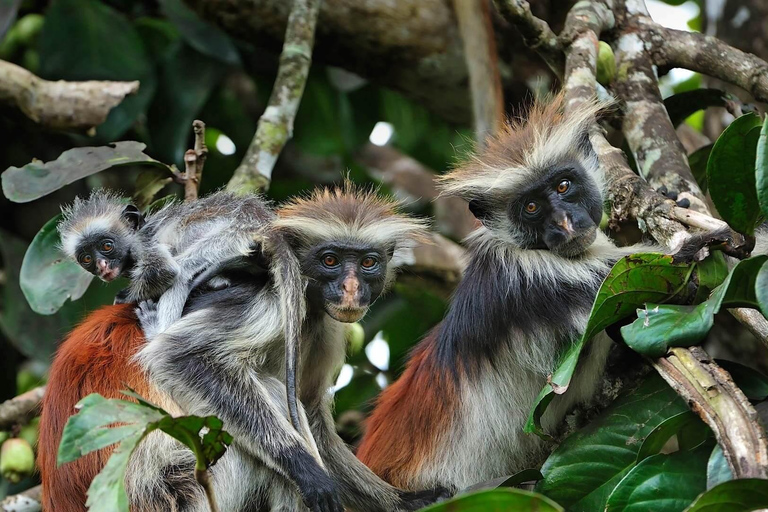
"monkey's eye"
79,254,93,266
556,179,571,194
101,240,115,253
361,256,378,270
525,201,539,214
322,254,339,268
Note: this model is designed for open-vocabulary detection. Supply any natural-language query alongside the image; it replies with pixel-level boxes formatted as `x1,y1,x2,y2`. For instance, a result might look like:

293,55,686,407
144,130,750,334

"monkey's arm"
138,342,342,511
305,395,449,512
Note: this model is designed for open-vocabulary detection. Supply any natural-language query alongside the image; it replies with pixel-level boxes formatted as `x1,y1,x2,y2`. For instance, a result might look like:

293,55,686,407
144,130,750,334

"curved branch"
0,386,44,430
226,0,321,193
0,60,138,131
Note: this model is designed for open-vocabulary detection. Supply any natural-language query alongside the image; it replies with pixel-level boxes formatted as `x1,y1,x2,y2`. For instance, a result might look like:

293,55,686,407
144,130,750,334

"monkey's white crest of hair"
437,93,607,202
58,189,135,257
273,181,430,251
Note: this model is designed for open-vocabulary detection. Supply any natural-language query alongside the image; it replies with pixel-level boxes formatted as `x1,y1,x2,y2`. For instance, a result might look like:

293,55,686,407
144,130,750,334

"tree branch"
183,120,207,202
0,60,138,132
0,484,41,512
226,0,321,193
0,386,44,430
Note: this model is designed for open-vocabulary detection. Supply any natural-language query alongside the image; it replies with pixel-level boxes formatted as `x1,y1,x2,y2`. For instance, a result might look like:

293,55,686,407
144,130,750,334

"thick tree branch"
0,60,138,131
493,0,564,77
226,0,321,193
0,386,44,430
0,485,41,512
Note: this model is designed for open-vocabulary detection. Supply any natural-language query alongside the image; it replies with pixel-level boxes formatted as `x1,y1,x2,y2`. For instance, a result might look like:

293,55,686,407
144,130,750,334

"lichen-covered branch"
654,347,768,478
0,60,138,131
493,0,564,77
226,0,321,193
1,484,41,512
453,0,504,141
0,386,44,430
183,120,207,202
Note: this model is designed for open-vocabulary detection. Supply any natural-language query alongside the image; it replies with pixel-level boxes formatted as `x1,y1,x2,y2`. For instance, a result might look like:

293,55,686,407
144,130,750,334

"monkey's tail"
269,234,308,435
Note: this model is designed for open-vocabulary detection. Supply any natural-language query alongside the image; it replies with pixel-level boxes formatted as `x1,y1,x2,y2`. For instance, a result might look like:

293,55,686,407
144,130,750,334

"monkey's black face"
76,234,132,282
303,243,389,323
511,164,603,256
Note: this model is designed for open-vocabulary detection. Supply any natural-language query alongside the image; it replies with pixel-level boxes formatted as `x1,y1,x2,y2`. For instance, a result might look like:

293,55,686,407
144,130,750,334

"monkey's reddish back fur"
39,304,149,512
357,331,457,488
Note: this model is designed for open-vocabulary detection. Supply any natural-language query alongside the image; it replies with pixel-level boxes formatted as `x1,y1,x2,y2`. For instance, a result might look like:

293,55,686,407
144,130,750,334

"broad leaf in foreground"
525,254,693,435
418,488,563,512
685,479,768,511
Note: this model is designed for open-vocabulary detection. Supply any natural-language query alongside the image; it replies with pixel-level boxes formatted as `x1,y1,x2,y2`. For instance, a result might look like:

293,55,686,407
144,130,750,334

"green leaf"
636,411,700,462
757,260,768,319
133,169,172,210
621,255,768,356
705,445,732,490
2,141,172,203
18,214,92,314
418,488,563,512
715,360,768,401
707,113,763,235
39,0,156,140
157,0,240,66
755,114,768,220
688,144,713,195
536,373,689,511
697,251,728,290
605,443,711,512
58,392,233,512
685,478,768,511
664,89,731,128
525,254,694,435
462,469,544,493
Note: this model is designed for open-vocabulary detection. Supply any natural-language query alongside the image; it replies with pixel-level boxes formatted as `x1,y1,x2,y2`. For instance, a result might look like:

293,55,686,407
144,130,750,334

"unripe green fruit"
345,322,365,355
596,41,616,85
0,432,9,445
13,14,44,45
1,438,35,483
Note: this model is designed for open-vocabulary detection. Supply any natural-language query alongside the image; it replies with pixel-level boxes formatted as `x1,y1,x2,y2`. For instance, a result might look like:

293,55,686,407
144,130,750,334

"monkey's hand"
297,470,344,512
135,300,160,339
113,288,130,305
396,487,453,511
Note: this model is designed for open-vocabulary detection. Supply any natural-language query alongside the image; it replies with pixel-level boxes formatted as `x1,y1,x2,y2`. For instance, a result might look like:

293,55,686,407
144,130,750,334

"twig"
184,120,207,202
492,0,564,77
1,484,41,512
0,386,44,430
453,0,504,141
195,468,219,512
653,347,768,478
226,0,321,193
727,308,768,352
0,60,138,131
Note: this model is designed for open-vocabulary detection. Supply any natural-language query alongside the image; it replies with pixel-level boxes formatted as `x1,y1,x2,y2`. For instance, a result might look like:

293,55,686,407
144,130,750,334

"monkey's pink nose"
97,259,109,272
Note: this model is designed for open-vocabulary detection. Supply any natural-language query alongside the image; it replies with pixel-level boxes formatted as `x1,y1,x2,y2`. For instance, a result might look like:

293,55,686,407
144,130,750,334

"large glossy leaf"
705,445,732,490
685,479,768,511
688,144,713,195
621,256,768,356
756,259,768,319
605,443,710,512
525,254,694,435
59,392,232,512
536,374,689,511
756,114,768,220
636,411,700,462
2,141,171,203
39,0,155,140
19,214,92,315
707,113,762,235
157,0,240,65
418,488,563,512
715,360,768,401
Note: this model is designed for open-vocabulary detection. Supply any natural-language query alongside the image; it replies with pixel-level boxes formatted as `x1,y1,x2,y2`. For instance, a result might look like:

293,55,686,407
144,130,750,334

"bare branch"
653,347,768,478
492,0,564,77
0,60,138,132
226,0,321,193
0,386,44,430
184,120,207,202
1,484,41,512
453,0,504,141
727,308,768,352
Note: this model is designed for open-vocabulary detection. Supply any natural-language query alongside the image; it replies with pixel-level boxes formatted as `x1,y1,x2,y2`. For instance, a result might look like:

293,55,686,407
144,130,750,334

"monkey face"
76,233,132,282
303,243,388,322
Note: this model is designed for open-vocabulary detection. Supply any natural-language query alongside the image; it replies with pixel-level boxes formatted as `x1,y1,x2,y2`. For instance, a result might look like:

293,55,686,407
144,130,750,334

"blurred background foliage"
1,0,767,499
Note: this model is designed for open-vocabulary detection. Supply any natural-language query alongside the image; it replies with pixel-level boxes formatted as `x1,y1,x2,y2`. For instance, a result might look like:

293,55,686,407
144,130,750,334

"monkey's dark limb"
227,0,321,193
653,348,768,478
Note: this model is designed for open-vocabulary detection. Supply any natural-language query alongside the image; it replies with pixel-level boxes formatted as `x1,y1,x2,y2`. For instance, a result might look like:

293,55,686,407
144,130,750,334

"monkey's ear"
121,204,145,230
468,199,490,223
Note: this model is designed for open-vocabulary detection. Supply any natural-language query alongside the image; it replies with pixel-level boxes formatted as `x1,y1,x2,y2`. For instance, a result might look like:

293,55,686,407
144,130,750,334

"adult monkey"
357,95,663,491
40,184,448,511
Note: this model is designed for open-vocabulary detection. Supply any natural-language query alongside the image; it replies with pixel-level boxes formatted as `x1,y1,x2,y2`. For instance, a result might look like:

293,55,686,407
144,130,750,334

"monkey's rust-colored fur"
357,332,457,489
39,304,149,512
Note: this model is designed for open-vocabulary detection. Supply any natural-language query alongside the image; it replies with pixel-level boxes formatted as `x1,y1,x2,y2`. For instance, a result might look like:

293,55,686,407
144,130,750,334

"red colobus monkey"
39,184,447,511
357,95,657,491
